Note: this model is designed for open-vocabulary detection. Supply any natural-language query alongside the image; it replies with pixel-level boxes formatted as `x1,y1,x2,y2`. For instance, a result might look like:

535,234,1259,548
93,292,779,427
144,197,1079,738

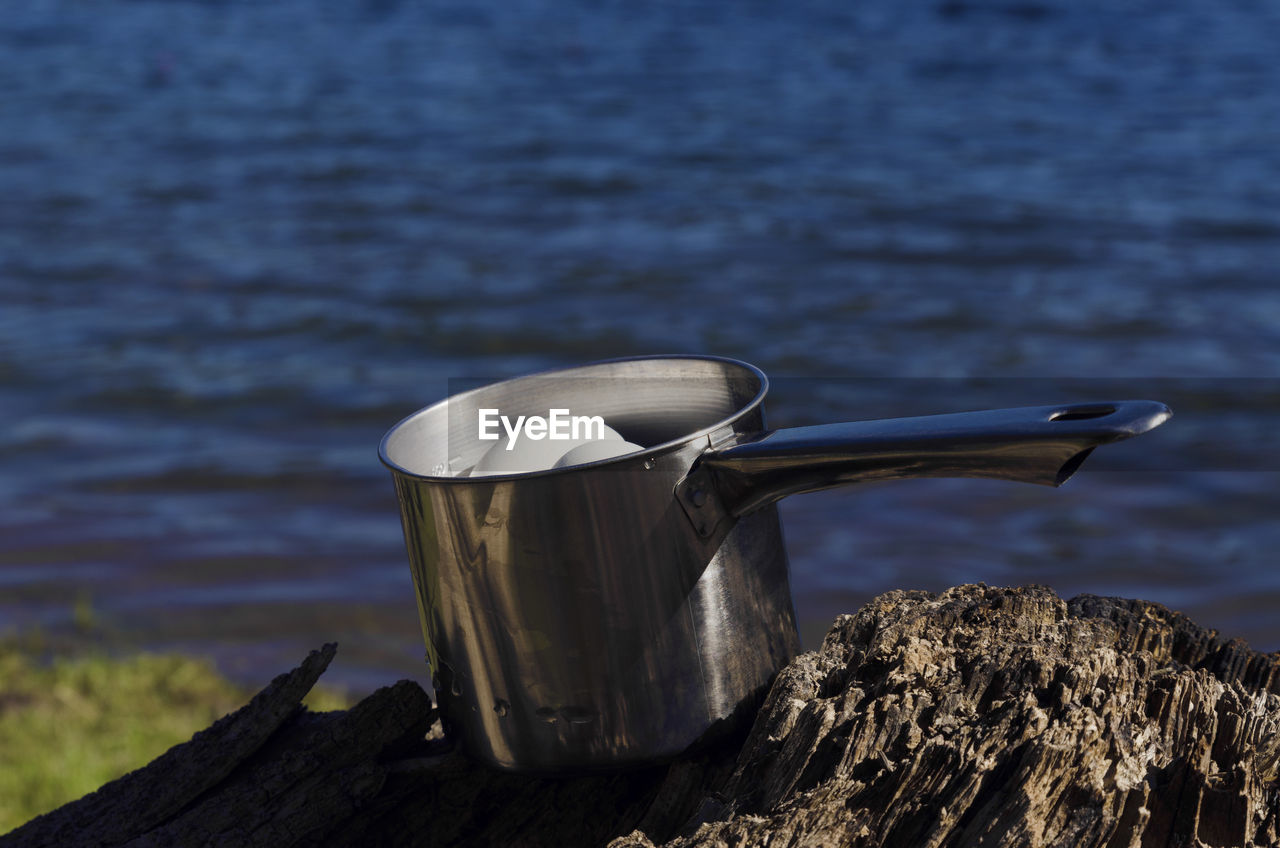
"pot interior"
380,356,766,478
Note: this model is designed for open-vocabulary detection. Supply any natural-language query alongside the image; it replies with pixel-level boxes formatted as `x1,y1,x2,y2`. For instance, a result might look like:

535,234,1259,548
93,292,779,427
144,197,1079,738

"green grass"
0,643,350,835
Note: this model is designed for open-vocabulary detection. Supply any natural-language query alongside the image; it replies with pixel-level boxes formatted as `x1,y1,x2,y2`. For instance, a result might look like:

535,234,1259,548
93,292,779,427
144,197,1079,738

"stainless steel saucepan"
379,355,1170,771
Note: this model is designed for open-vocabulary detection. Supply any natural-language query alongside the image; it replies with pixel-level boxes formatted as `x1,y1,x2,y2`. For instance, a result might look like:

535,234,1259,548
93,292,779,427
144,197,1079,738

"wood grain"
5,586,1278,848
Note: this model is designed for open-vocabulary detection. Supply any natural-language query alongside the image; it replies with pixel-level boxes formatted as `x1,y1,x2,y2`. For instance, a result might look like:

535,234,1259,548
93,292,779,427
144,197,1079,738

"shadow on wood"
4,584,1279,847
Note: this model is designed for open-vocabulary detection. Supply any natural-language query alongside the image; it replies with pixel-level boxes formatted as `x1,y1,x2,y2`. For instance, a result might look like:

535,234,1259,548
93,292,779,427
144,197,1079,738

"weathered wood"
617,586,1280,848
4,586,1279,848
4,643,338,848
121,680,434,848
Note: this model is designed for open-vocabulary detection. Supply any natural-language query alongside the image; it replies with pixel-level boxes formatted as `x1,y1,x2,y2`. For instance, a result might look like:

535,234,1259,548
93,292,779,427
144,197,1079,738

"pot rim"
378,354,771,482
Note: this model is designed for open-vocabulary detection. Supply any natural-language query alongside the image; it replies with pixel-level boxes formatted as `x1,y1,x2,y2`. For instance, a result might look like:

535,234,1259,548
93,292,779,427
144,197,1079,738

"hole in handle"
1049,404,1116,422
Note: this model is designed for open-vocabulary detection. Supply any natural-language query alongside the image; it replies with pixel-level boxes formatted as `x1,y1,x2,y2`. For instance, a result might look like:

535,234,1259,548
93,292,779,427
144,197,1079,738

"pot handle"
675,400,1170,536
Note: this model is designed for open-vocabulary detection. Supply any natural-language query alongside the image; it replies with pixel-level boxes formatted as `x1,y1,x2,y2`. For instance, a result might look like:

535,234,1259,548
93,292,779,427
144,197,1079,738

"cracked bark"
4,585,1278,848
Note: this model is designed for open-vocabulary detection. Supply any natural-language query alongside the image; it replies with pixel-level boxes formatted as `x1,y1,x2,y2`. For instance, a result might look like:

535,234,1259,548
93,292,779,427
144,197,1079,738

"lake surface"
1,0,1277,692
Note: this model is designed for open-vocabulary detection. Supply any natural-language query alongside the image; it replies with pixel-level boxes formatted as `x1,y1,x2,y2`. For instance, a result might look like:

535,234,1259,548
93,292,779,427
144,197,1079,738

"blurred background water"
1,0,1277,692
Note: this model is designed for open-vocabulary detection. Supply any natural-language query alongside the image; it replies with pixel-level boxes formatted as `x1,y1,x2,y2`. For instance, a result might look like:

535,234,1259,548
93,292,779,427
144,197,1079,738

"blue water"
1,0,1277,691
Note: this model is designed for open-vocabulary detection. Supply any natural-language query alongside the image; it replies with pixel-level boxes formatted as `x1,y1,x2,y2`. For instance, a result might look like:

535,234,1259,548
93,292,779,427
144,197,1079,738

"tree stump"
4,584,1278,847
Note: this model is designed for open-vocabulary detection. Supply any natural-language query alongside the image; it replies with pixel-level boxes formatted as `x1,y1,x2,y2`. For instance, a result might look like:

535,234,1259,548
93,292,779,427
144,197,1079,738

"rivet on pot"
494,699,510,718
559,706,596,725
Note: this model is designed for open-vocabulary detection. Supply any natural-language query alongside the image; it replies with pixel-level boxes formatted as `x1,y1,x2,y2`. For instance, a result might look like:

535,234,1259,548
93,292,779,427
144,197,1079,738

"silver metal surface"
380,356,1171,771
679,399,1172,526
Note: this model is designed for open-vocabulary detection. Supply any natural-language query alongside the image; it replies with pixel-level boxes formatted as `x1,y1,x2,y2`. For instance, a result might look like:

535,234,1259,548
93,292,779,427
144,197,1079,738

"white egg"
551,439,645,469
468,421,627,477
587,422,625,443
469,438,570,476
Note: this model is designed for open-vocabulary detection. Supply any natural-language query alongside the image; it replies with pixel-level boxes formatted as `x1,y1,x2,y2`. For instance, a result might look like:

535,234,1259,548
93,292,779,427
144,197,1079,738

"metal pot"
379,355,1170,771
